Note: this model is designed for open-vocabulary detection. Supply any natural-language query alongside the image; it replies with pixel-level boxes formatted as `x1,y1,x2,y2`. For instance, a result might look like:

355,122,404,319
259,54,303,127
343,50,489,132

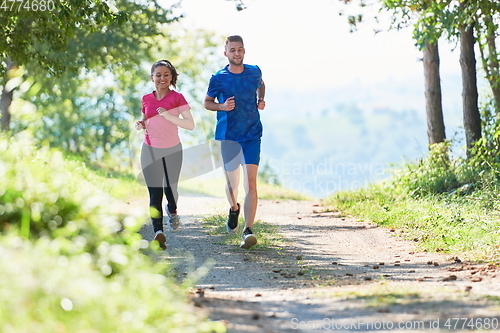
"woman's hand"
157,107,169,118
157,107,174,121
135,120,145,130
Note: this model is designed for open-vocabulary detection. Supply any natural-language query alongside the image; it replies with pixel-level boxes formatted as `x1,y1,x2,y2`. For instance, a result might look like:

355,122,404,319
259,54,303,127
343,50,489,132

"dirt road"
136,195,500,333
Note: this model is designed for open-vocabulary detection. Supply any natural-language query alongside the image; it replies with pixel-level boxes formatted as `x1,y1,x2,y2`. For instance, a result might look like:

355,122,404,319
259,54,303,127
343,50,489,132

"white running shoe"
240,227,257,249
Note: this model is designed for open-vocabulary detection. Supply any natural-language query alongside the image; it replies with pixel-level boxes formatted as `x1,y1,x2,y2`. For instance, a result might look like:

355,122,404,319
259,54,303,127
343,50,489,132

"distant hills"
260,74,465,198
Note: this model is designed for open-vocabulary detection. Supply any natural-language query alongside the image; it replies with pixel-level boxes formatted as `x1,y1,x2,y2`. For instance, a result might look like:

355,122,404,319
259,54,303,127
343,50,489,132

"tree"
341,0,447,147
0,0,126,76
342,0,500,156
411,0,487,153
0,58,15,130
473,1,500,117
460,22,481,154
9,24,223,168
0,0,179,132
423,41,446,145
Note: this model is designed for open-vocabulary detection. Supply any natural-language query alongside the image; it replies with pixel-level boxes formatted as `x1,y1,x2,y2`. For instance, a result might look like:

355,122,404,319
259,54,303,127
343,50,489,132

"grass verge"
318,282,500,312
0,135,226,333
201,214,287,250
324,182,500,261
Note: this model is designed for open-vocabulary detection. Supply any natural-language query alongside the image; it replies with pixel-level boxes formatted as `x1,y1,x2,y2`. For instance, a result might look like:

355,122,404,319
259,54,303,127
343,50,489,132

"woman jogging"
135,59,195,250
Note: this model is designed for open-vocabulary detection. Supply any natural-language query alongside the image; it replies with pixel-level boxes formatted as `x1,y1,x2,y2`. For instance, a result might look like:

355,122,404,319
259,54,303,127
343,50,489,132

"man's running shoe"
154,230,167,250
168,212,181,233
227,203,240,234
240,227,257,249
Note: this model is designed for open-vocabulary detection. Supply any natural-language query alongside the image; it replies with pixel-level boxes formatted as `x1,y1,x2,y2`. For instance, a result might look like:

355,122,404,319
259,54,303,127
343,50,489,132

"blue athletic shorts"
220,139,261,171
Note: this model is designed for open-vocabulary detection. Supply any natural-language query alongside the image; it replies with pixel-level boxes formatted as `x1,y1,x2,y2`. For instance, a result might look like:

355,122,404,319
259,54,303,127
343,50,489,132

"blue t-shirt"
207,64,263,142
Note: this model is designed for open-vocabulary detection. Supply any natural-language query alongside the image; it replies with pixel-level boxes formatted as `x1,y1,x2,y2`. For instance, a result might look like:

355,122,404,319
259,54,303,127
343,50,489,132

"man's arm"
257,80,266,110
204,95,235,112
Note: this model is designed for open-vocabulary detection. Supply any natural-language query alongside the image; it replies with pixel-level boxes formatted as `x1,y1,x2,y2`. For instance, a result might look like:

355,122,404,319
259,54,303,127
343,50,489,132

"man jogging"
204,35,266,249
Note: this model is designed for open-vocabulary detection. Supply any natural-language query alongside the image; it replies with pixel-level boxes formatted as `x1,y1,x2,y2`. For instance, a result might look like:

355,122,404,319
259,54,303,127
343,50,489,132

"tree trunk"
486,22,500,116
0,58,15,131
477,13,500,116
423,40,446,146
459,24,481,156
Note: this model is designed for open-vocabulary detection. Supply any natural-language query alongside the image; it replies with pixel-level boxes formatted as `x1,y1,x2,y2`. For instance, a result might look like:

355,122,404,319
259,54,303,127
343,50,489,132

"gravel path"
135,195,500,333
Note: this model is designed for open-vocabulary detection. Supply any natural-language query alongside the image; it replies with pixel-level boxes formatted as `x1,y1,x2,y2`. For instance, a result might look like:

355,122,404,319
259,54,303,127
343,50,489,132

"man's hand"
223,96,236,111
257,99,266,110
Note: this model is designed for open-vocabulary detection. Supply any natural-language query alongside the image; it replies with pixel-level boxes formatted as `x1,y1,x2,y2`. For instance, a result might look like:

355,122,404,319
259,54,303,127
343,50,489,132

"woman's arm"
157,107,195,131
135,113,147,130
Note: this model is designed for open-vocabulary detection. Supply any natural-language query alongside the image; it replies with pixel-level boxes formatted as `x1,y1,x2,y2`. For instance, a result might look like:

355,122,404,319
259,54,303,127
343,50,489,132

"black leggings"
141,143,183,233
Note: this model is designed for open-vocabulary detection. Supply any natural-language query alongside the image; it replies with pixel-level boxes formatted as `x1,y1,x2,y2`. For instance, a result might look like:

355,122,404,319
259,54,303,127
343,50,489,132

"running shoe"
168,213,181,233
164,205,181,232
240,227,257,249
227,203,240,234
154,230,167,250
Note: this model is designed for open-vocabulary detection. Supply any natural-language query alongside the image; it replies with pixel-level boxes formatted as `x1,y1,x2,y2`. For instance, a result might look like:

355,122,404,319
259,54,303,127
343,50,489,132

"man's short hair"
225,35,244,45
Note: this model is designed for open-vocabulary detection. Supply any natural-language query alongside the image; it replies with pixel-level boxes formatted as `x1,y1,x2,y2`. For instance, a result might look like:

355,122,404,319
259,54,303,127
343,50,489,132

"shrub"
391,141,459,197
0,134,225,332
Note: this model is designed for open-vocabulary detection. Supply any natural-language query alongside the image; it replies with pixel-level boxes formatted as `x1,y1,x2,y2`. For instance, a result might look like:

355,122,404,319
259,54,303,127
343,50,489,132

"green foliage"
0,0,120,75
0,237,225,333
201,214,285,249
391,141,459,197
378,0,492,48
0,0,178,76
467,98,500,172
388,110,500,198
326,106,500,259
327,182,500,260
0,134,226,332
15,66,140,169
7,26,224,170
1,134,130,244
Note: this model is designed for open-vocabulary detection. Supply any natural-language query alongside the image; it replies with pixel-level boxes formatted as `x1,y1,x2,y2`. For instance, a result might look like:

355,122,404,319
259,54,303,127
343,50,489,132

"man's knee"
245,179,258,193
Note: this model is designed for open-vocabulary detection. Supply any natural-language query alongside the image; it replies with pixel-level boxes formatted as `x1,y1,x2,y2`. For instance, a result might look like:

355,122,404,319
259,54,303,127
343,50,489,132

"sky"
158,0,465,197
171,0,461,91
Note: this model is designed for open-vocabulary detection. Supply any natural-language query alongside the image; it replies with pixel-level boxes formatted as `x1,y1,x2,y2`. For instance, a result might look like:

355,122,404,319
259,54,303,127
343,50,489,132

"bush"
391,141,459,197
0,134,225,332
0,236,225,333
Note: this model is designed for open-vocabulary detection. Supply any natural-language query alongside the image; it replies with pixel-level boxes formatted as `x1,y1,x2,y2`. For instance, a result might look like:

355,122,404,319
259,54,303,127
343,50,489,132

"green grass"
327,283,425,303
200,214,287,250
0,236,226,333
323,142,500,261
319,282,500,311
1,132,310,332
325,179,500,261
0,135,226,333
